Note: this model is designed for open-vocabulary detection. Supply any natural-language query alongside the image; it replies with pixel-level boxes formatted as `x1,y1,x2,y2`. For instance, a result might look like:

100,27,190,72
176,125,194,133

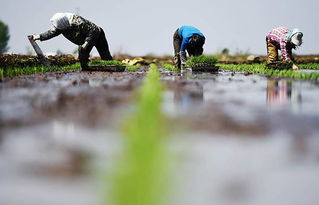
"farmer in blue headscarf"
173,26,206,68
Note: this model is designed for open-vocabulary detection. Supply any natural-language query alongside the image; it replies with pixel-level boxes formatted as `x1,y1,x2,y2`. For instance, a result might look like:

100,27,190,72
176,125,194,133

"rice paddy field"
1,54,319,205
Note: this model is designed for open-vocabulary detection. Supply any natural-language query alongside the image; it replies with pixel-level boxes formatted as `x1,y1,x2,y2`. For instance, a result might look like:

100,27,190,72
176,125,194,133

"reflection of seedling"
266,61,293,70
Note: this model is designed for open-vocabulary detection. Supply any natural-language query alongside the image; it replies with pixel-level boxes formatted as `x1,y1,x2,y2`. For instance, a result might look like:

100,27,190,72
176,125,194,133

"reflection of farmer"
173,26,205,68
31,13,113,69
266,27,303,70
266,80,302,107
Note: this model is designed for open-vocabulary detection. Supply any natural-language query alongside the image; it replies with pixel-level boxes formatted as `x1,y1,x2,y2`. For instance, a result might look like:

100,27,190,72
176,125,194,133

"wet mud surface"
1,66,319,205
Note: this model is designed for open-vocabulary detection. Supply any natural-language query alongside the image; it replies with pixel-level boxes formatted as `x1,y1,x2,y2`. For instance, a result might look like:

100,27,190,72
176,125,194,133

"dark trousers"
173,29,204,68
79,28,113,69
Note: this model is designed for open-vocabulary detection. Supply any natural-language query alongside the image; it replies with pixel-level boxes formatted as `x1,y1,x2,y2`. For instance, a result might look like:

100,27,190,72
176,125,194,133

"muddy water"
1,68,319,205
162,70,319,205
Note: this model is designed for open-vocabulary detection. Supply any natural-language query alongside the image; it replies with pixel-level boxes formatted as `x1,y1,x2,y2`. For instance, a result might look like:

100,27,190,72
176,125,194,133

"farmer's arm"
39,28,62,41
84,26,100,46
287,48,295,62
180,37,189,52
279,39,290,61
287,49,299,69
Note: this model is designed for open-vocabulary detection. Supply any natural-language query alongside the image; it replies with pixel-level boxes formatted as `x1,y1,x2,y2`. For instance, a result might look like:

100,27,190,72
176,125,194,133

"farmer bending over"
266,27,303,70
31,12,113,70
173,26,205,68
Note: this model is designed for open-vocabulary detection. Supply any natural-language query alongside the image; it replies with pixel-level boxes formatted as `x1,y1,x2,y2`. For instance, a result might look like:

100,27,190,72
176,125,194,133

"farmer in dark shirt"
31,12,113,69
173,26,205,68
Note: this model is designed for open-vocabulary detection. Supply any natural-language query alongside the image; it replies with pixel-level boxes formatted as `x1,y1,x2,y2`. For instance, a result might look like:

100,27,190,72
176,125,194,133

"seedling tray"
185,63,219,72
266,62,292,70
85,65,126,72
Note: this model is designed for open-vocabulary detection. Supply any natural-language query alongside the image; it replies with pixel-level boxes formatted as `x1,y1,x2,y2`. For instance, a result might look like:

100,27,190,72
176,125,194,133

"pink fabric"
266,27,292,61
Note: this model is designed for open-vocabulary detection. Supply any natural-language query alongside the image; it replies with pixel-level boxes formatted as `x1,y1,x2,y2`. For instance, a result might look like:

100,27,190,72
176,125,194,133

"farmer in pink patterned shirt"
266,27,303,70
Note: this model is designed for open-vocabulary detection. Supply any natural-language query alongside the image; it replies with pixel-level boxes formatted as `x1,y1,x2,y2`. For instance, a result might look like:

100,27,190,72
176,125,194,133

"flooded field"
1,67,319,205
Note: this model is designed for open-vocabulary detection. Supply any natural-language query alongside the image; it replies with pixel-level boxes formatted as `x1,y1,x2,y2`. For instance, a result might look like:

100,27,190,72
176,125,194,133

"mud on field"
0,69,147,128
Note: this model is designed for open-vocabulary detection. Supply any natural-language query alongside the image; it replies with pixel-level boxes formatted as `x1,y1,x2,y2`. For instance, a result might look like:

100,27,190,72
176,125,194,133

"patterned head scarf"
288,28,303,41
288,28,303,46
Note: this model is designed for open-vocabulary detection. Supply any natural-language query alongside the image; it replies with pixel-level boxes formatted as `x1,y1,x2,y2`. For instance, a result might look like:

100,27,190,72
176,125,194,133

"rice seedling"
297,63,319,70
162,63,179,71
1,63,81,78
185,55,218,67
90,60,126,66
107,64,171,205
218,63,319,81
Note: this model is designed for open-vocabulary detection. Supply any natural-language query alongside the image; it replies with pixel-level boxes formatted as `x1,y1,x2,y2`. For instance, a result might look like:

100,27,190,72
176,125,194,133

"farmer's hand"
81,41,89,50
174,54,181,67
32,34,40,41
292,64,299,70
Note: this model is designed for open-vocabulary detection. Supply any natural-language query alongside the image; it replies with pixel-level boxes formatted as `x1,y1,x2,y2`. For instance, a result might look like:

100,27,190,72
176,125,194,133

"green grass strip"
218,63,319,81
126,63,142,71
1,63,80,78
108,64,171,205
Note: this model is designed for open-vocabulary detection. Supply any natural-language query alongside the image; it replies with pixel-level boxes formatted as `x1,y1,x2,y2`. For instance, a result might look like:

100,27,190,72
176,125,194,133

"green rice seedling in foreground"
1,63,80,78
185,55,218,67
107,64,171,205
218,63,319,81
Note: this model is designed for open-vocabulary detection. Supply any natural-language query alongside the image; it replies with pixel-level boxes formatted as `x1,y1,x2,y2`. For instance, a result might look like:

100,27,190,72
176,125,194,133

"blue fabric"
178,26,204,51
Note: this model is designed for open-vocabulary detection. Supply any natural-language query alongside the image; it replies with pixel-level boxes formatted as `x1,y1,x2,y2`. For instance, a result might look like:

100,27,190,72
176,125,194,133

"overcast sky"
0,0,317,56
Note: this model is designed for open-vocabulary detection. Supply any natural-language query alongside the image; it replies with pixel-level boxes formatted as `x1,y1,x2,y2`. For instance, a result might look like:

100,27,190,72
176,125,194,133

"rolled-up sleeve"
279,39,290,61
40,28,62,41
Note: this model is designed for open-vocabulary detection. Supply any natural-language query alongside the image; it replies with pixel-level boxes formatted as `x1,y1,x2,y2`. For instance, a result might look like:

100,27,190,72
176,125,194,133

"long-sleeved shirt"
266,27,294,61
178,26,205,51
40,15,101,46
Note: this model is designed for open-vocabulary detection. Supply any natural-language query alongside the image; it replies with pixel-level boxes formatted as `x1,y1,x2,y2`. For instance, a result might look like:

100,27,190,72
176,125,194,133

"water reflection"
266,79,302,108
173,82,204,113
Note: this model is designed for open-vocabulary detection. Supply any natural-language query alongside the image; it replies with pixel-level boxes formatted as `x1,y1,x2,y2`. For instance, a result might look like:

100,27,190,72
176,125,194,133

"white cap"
50,12,74,30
